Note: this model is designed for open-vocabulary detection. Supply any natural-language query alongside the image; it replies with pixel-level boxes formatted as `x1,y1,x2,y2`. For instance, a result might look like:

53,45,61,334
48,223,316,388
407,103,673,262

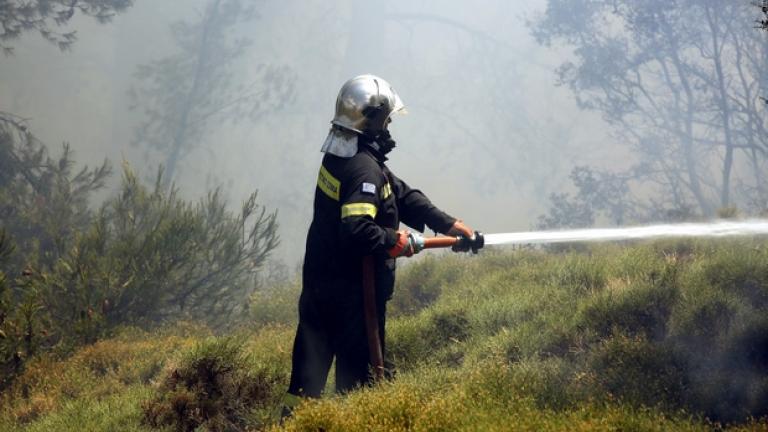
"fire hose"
363,231,484,382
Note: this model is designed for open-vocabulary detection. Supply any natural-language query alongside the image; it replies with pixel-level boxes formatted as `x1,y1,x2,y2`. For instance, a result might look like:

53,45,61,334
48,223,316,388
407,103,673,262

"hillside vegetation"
0,115,280,392
2,240,768,431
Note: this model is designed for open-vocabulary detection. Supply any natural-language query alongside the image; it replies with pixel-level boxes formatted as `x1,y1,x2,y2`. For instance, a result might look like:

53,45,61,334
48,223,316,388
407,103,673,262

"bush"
250,279,300,328
0,114,110,270
0,116,280,387
142,336,285,431
577,264,679,341
586,334,688,409
551,254,607,294
682,314,768,423
389,254,466,317
668,285,737,343
700,244,768,308
0,327,198,426
387,304,471,370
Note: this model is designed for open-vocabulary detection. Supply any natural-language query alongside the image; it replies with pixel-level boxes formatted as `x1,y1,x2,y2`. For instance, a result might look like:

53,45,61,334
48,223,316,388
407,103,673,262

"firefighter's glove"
447,220,475,252
447,220,474,239
388,230,425,258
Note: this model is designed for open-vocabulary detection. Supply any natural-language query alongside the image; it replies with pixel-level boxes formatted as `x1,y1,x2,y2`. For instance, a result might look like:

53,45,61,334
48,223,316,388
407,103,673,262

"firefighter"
284,74,474,409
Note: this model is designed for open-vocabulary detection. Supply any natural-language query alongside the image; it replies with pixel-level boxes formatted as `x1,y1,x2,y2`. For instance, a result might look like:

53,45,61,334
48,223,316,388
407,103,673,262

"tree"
130,0,294,187
533,0,768,219
384,7,571,197
0,112,111,387
0,112,111,268
759,1,768,30
537,166,638,229
0,112,279,387
0,0,133,54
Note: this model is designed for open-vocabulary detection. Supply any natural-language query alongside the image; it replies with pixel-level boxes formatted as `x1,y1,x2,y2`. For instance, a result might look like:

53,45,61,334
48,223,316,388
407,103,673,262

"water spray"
423,219,768,252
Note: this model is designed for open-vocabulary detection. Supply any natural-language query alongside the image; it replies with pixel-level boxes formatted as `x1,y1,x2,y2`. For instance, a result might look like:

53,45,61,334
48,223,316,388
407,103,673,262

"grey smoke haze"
0,0,628,265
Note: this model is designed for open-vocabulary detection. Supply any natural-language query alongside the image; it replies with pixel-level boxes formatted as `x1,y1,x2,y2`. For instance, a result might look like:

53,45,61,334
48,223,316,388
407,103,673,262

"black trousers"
287,269,392,397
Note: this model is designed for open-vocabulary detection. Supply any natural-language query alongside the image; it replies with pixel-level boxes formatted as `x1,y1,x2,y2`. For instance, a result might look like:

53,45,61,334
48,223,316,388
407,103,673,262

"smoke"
2,0,764,266
0,0,610,264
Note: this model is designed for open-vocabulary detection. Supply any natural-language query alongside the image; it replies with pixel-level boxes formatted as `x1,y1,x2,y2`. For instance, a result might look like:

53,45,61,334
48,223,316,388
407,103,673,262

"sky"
0,0,625,265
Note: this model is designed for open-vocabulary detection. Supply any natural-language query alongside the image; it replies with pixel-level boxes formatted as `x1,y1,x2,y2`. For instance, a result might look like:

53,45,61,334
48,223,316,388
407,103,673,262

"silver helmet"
331,74,405,136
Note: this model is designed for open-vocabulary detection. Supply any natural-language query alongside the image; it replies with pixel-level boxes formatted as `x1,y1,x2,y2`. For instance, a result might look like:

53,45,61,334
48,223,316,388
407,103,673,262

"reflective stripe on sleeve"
381,182,392,199
341,203,378,219
317,165,341,201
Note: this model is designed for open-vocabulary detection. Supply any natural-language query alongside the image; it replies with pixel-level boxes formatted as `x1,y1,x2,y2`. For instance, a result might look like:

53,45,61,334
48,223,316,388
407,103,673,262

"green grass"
3,240,768,430
9,386,158,432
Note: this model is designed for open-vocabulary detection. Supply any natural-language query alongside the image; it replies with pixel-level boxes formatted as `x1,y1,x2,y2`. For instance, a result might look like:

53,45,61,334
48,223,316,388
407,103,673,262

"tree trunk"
731,28,766,209
705,6,735,209
164,0,221,188
660,15,713,216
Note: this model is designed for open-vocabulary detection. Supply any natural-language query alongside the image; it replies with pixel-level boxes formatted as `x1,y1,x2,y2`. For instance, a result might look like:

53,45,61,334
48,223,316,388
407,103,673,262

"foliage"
0,0,133,54
388,254,466,317
537,166,637,228
759,1,768,31
142,335,288,431
23,164,280,335
0,229,22,390
0,112,110,389
0,113,279,390
0,326,201,429
0,113,111,268
277,367,710,432
129,0,295,185
250,278,300,329
384,241,768,424
532,1,768,219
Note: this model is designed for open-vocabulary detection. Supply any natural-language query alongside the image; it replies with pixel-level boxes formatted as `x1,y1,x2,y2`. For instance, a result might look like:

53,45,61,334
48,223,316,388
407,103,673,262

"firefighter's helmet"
331,74,405,136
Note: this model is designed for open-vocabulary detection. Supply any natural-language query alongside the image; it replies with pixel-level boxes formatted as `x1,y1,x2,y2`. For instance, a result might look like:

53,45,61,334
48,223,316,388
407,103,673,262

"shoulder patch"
361,182,377,195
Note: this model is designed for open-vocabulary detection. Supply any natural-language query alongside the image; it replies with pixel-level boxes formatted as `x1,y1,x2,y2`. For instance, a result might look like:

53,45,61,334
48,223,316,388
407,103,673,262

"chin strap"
375,130,397,154
359,131,396,156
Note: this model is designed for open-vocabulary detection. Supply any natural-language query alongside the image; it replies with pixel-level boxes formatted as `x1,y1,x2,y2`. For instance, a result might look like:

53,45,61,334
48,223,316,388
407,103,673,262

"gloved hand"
447,220,474,239
387,230,425,258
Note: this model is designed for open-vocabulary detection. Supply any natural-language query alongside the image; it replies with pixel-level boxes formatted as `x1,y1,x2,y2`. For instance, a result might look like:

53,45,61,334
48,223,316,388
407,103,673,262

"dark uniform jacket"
305,142,456,297
289,140,455,396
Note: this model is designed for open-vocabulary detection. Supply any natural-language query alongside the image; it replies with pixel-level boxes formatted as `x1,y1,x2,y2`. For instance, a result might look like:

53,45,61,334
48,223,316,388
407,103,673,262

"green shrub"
586,333,688,408
250,280,300,328
577,267,679,340
551,254,607,294
684,314,768,423
0,327,196,426
700,244,768,308
0,114,280,388
5,385,155,432
468,283,539,340
387,304,471,370
467,356,576,410
389,254,466,317
669,284,738,343
142,336,285,431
